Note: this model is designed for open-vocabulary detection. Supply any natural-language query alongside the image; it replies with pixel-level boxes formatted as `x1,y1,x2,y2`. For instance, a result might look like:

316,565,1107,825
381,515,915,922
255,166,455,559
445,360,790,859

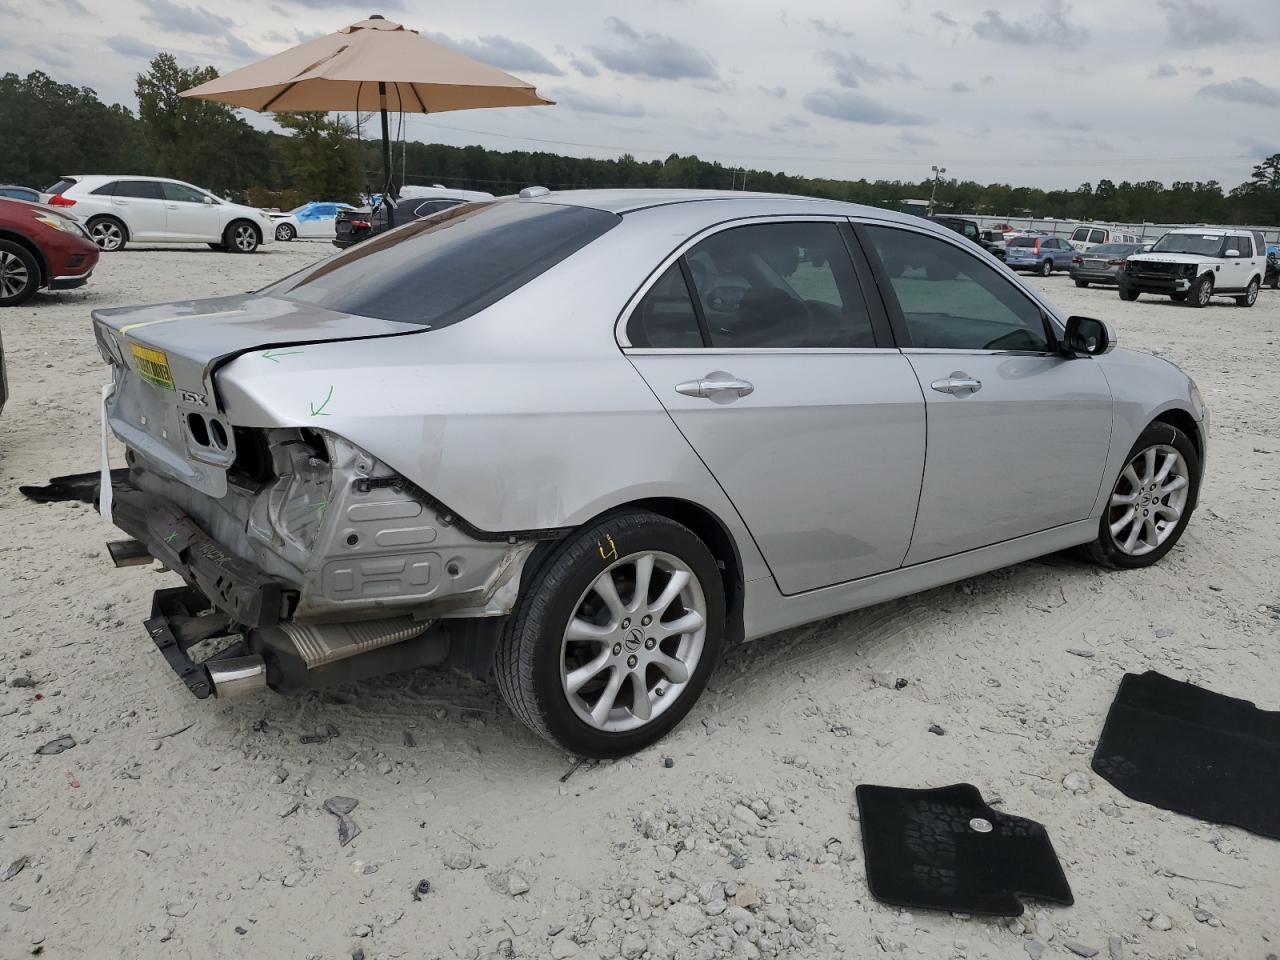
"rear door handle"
931,375,982,396
675,373,755,399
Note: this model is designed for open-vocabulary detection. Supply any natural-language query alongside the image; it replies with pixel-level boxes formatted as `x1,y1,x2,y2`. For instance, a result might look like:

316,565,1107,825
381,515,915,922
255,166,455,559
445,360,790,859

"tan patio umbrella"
180,14,553,223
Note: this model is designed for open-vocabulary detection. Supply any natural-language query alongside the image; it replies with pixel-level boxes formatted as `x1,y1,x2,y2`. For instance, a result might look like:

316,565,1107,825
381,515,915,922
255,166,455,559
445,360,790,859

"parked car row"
334,186,493,247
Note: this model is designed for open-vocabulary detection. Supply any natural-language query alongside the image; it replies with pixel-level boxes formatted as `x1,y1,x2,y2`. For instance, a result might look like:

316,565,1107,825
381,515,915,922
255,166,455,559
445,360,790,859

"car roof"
519,188,937,229
1165,227,1230,235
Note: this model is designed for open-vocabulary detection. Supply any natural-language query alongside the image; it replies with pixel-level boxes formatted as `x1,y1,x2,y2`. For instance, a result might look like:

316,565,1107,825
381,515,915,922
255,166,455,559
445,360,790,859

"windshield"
1150,233,1224,256
264,200,620,327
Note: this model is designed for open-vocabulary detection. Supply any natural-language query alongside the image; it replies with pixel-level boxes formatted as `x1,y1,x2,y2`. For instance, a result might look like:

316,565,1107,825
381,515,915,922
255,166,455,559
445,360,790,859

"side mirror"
1063,316,1116,356
1224,249,1240,258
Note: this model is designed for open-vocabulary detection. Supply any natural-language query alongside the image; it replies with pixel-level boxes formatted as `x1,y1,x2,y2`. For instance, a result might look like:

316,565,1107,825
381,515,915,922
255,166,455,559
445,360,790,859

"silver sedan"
93,190,1208,757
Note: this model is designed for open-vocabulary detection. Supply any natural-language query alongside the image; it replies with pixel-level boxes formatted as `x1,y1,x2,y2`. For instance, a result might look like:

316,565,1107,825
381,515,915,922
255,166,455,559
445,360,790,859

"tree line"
2,59,1279,226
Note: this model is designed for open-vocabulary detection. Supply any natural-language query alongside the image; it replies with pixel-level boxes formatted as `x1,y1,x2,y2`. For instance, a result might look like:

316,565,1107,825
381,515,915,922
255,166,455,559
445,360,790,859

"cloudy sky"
4,0,1279,189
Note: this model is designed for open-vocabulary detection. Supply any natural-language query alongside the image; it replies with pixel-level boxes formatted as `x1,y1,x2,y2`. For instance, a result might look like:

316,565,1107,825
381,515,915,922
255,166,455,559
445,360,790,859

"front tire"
494,510,725,758
225,221,260,253
0,240,40,306
1074,279,1089,288
86,216,127,252
1087,421,1199,569
1187,275,1211,307
275,223,296,242
1119,287,1139,301
1235,278,1259,307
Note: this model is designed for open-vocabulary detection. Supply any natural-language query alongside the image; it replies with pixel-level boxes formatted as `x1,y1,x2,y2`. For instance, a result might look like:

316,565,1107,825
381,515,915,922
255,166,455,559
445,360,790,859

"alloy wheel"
234,225,257,251
0,250,31,299
1107,444,1190,556
275,224,294,241
560,551,707,733
1196,280,1211,306
1246,280,1259,305
90,221,123,251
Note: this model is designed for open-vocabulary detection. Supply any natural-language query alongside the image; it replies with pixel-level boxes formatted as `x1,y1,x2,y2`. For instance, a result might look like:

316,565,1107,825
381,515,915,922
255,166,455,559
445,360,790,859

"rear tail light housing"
47,194,76,207
351,220,371,229
1033,239,1041,253
1107,259,1125,266
1072,256,1082,264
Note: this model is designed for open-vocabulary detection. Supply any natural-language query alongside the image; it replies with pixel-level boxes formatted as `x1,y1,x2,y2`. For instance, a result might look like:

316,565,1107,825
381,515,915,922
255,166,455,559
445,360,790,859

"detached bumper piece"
145,587,264,699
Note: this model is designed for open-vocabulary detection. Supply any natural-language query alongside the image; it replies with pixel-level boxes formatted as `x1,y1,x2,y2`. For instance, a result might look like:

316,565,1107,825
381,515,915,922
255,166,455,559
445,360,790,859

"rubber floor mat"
855,783,1073,916
1092,670,1280,839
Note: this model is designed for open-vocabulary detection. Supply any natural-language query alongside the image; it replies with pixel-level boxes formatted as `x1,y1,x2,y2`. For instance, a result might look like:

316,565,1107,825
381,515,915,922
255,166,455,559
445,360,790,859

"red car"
0,197,100,307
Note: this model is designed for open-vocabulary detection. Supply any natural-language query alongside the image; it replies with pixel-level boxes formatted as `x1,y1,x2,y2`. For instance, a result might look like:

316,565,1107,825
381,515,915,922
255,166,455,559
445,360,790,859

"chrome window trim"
899,347,1058,358
625,347,902,356
615,214,874,352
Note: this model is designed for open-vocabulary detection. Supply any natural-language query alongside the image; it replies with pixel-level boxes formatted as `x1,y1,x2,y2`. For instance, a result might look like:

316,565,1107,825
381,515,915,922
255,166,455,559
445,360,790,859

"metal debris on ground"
35,735,76,755
300,724,340,744
403,731,416,747
324,796,362,846
559,757,596,783
662,756,674,768
413,879,431,901
928,724,945,736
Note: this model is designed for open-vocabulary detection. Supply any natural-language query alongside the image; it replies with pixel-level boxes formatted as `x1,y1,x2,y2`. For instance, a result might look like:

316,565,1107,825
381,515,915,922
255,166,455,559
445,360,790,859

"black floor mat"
1093,670,1280,839
18,468,128,505
855,783,1073,916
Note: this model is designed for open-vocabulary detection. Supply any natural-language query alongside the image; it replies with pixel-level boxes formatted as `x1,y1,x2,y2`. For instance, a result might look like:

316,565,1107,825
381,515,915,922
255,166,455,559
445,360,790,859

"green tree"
275,112,362,203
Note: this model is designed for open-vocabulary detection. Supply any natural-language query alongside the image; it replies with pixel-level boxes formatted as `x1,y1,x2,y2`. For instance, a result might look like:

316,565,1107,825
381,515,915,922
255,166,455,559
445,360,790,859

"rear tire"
1086,421,1199,569
1170,292,1187,302
0,240,40,306
1119,287,1139,301
1074,279,1089,288
1039,259,1053,277
1187,275,1211,307
494,510,725,758
224,221,260,253
86,215,127,252
1235,278,1259,307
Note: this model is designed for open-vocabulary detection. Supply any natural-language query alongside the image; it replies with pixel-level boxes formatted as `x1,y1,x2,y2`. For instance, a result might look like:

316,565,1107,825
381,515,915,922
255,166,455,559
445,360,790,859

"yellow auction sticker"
130,343,175,391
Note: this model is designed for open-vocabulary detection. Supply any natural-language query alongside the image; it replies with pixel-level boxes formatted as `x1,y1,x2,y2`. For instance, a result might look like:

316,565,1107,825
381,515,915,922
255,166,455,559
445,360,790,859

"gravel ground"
1,244,1278,960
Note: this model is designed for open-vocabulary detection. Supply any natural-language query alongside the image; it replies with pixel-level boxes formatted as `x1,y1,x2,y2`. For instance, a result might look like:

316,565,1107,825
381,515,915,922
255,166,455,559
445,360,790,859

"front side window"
162,182,208,203
962,222,979,240
265,200,619,327
113,180,163,200
1071,227,1089,242
864,225,1051,353
627,263,703,349
683,221,875,348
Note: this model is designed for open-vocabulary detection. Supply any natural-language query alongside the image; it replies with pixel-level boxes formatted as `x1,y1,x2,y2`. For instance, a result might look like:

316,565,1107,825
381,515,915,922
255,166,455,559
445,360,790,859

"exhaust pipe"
207,655,267,697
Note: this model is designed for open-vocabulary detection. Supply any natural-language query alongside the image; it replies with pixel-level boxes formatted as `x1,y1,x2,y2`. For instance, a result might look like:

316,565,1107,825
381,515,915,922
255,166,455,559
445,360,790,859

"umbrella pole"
379,81,394,228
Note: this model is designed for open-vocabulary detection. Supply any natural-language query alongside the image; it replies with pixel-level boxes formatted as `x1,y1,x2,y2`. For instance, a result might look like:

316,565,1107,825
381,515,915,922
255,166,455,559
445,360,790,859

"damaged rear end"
90,300,534,699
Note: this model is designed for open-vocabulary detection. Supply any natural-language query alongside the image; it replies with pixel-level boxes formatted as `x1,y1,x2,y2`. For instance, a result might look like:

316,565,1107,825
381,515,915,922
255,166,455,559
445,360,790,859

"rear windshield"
1007,237,1037,248
46,178,76,195
1089,243,1133,255
265,200,619,327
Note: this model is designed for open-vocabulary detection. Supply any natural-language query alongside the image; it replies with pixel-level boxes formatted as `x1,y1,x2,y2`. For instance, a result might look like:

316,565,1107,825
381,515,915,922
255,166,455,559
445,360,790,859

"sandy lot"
1,244,1278,960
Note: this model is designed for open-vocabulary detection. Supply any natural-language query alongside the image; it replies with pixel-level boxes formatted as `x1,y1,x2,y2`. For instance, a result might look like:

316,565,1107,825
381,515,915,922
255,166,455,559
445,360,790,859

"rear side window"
46,178,77,195
267,200,619,327
864,225,1050,353
627,263,703,349
90,182,116,196
684,221,875,348
113,180,163,200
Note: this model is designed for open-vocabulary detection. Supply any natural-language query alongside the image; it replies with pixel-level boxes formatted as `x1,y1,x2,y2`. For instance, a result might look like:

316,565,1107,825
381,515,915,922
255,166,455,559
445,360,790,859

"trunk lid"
94,293,422,498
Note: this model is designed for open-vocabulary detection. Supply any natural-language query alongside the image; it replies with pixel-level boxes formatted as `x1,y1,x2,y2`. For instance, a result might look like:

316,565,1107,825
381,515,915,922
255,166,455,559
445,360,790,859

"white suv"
1119,227,1265,308
45,176,274,253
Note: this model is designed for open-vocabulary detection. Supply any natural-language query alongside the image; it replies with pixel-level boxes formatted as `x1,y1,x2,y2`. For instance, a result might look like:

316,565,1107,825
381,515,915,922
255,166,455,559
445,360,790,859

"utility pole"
928,164,947,215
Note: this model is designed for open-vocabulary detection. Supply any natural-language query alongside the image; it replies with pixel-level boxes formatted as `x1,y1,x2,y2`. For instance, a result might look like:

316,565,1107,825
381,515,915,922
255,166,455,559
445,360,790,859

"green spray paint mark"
309,385,334,417
262,350,304,363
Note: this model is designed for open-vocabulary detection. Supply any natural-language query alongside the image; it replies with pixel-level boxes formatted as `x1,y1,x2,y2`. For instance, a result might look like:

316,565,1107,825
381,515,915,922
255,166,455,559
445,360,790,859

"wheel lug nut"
645,638,656,650
613,643,622,656
621,618,631,629
627,654,638,669
641,615,652,627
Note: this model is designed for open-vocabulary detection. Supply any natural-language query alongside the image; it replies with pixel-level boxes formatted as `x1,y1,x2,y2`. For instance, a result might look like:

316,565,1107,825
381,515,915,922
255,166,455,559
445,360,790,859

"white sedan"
45,175,274,253
268,201,356,241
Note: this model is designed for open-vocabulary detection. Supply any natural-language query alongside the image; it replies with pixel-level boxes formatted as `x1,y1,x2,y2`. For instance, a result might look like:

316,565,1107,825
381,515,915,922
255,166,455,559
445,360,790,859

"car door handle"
931,375,982,396
675,374,755,399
